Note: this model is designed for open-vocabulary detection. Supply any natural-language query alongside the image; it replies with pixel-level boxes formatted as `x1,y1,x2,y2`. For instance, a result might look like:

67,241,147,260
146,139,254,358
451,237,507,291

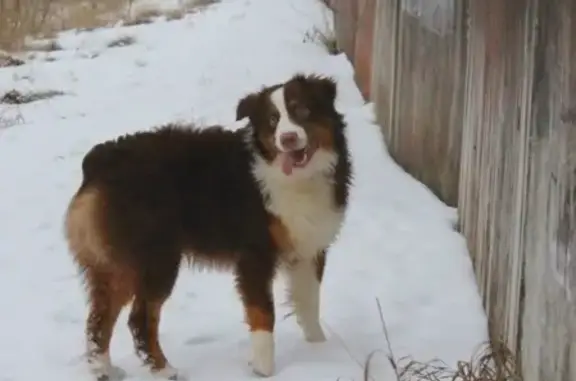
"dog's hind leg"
127,253,180,380
84,265,135,381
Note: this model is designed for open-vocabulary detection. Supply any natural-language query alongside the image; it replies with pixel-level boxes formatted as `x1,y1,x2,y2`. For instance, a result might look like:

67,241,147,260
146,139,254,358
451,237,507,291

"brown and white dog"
64,73,352,380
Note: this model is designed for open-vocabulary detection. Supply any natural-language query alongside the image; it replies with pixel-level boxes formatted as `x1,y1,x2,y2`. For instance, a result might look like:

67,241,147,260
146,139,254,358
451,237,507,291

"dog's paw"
92,364,127,381
152,366,186,380
301,322,327,343
250,331,275,377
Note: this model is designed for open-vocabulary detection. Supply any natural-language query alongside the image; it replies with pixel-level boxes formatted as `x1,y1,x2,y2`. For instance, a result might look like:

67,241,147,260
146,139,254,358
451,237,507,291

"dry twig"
363,298,523,381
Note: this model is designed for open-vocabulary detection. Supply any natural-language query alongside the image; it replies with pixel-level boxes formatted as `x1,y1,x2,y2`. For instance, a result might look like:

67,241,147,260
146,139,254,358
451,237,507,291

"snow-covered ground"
0,0,488,380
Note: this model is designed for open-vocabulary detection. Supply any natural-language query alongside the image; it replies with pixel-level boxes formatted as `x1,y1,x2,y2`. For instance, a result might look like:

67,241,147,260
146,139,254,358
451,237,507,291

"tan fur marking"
258,130,278,162
65,187,109,266
312,124,335,151
246,306,274,332
85,267,136,359
268,215,294,253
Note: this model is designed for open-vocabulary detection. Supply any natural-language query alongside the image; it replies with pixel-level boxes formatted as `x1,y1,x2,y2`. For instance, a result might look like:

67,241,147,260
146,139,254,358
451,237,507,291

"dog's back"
67,123,272,267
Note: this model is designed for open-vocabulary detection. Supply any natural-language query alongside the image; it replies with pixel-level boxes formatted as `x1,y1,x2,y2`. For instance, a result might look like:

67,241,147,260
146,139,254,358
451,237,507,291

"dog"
64,73,352,380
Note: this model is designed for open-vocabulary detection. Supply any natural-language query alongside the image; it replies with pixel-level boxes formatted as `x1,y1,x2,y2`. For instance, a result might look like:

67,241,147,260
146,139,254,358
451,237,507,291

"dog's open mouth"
280,145,317,175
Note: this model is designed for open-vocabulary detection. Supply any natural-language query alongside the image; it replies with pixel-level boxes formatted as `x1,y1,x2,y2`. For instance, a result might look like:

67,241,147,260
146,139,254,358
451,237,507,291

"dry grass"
23,38,62,51
1,0,126,50
303,27,340,55
364,299,523,381
0,51,25,67
1,89,65,104
0,0,220,52
299,0,340,55
106,34,136,48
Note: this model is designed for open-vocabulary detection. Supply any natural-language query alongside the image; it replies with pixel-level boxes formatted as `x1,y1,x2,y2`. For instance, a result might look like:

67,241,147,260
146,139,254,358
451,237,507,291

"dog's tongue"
281,153,295,175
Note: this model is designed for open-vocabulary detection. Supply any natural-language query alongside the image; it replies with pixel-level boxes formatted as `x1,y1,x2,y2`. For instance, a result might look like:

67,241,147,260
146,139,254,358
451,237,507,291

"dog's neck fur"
246,125,345,260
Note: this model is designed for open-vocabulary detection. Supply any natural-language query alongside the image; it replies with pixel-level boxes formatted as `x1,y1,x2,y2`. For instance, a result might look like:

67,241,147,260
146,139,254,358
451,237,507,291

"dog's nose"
279,132,299,150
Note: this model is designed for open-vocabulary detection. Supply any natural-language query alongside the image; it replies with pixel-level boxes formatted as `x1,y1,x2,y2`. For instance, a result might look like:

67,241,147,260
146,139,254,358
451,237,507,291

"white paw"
302,323,327,343
90,364,127,381
250,331,275,377
152,366,184,380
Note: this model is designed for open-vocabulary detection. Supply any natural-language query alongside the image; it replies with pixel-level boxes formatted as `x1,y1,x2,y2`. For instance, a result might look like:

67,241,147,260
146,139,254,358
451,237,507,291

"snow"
0,0,488,380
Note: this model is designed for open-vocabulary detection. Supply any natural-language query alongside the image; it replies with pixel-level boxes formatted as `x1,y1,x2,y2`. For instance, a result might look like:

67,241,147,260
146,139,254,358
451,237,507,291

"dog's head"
236,74,343,177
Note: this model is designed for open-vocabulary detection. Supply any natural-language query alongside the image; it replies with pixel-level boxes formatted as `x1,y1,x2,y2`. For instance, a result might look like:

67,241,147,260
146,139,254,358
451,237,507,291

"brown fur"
246,306,275,332
268,216,294,254
65,73,351,379
315,250,327,282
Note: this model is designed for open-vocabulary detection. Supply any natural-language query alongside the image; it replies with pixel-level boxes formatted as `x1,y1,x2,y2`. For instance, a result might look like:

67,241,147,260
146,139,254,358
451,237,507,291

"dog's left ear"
235,93,260,121
311,76,337,108
294,74,338,111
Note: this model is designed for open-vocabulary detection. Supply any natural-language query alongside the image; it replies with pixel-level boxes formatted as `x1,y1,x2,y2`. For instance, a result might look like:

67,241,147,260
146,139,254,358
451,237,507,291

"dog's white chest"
265,178,344,258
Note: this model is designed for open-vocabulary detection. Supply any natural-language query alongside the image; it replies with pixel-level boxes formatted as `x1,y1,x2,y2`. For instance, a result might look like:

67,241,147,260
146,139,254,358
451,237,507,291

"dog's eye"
294,105,310,119
269,115,279,125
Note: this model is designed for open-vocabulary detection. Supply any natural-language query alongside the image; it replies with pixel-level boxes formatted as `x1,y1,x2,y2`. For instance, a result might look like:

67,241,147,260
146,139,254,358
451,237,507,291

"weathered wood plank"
370,0,466,206
330,0,576,379
370,0,399,145
327,0,358,62
352,0,376,99
459,0,535,356
520,0,576,380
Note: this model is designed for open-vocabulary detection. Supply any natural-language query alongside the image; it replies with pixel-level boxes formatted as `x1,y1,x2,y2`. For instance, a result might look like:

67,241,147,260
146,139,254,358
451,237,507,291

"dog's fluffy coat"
65,73,352,380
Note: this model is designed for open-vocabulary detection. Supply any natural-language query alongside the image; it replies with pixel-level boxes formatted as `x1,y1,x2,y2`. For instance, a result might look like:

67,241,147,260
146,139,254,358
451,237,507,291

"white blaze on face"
270,87,307,152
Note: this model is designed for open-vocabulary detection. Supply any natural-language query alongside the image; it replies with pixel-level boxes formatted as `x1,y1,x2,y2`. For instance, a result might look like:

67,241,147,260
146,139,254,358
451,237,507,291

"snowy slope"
0,0,488,380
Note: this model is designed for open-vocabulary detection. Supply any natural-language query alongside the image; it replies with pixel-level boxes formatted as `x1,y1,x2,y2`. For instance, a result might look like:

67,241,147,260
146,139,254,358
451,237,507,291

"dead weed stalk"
1,89,65,104
299,0,339,55
364,299,523,381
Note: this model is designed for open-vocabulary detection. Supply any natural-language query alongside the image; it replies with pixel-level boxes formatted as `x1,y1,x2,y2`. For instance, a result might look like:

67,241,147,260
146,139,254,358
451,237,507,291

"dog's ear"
310,76,337,108
292,74,337,111
235,93,260,121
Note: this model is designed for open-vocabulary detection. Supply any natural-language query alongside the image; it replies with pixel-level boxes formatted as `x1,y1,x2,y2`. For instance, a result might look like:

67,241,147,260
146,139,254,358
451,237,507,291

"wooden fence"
327,0,576,380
